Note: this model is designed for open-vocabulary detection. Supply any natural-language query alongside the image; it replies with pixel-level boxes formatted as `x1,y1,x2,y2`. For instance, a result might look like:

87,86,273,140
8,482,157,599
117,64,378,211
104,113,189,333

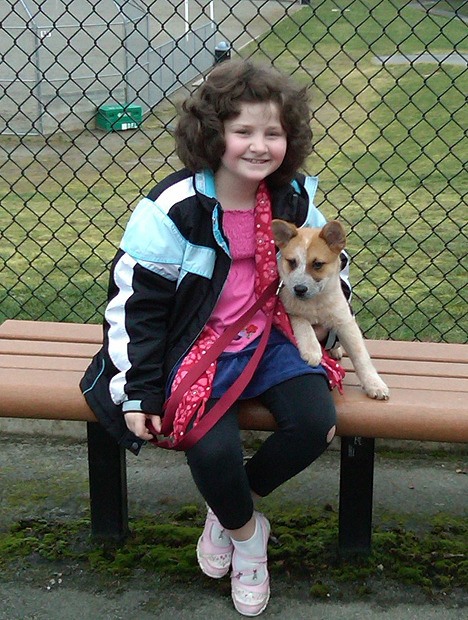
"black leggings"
185,374,336,530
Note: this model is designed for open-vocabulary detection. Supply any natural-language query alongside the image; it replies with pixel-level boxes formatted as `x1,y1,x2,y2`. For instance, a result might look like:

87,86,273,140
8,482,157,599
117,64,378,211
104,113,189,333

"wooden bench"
1,318,467,554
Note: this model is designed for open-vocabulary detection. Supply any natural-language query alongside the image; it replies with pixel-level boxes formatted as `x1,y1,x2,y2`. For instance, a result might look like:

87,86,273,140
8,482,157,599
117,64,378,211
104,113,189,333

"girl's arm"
104,197,184,418
105,248,176,417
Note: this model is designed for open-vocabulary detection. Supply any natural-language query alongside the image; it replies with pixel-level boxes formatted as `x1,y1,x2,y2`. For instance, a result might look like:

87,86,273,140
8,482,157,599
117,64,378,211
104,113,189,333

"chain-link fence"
1,0,466,343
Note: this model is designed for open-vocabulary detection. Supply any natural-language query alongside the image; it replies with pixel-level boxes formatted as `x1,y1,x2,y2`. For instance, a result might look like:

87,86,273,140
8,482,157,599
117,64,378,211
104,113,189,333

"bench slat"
0,319,102,343
1,320,466,364
341,357,468,379
2,367,467,443
1,367,97,422
2,339,466,381
0,339,99,358
365,339,468,364
239,390,468,443
1,354,467,394
341,372,467,393
0,354,90,371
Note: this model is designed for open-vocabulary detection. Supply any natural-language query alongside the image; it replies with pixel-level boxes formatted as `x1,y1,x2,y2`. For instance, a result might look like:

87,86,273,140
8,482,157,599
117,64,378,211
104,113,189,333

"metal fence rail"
1,0,466,343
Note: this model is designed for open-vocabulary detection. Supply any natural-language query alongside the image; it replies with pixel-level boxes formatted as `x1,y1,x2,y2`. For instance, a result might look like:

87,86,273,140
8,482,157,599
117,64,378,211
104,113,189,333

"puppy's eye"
312,260,325,270
287,258,297,270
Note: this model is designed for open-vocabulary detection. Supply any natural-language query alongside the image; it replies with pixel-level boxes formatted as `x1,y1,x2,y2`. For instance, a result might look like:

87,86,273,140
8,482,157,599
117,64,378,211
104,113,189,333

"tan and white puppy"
272,219,389,400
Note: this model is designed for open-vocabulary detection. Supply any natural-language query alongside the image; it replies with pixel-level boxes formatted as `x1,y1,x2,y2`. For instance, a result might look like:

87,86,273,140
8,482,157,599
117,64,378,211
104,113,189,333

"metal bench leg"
338,436,375,555
86,422,129,541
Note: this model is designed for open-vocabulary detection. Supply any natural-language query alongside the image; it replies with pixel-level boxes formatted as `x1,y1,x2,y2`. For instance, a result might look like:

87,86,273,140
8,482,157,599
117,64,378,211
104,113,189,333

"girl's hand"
124,411,162,440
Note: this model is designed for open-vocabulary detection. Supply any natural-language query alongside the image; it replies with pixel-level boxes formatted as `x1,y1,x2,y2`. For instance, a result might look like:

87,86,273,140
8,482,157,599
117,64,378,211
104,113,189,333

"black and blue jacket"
80,168,351,453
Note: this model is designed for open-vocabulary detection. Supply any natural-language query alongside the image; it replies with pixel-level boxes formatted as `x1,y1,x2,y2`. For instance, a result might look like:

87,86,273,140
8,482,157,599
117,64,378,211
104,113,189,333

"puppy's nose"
293,284,308,297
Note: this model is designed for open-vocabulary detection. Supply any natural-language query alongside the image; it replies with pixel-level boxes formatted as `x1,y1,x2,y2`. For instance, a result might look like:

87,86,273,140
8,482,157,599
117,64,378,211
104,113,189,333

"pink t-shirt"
207,209,268,352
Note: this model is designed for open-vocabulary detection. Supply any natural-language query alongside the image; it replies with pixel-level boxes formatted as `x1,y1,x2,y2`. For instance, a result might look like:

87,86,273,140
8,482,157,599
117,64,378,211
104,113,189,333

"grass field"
433,0,468,16
0,0,466,341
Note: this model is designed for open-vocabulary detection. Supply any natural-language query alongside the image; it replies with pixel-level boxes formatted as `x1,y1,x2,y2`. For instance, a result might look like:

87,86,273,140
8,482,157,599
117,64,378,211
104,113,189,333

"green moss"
310,580,331,599
1,474,88,513
0,518,89,564
0,506,466,596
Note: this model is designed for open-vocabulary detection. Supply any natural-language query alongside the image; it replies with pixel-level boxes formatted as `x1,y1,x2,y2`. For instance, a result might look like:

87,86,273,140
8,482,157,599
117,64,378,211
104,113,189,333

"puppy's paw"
299,342,323,368
362,375,390,400
328,344,343,360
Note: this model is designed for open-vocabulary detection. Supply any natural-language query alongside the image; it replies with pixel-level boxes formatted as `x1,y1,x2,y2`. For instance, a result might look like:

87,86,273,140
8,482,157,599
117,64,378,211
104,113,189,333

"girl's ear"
271,219,298,248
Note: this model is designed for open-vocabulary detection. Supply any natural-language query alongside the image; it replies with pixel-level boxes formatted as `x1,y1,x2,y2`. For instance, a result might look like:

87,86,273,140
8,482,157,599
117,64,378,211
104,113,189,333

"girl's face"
218,101,287,189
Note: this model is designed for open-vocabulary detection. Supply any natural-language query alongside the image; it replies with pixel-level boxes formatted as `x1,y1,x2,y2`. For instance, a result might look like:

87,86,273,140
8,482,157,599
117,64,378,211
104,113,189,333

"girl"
81,59,350,617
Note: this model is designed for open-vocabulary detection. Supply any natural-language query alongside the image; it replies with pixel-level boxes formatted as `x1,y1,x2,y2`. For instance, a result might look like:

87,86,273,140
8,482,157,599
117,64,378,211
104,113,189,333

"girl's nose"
249,134,267,152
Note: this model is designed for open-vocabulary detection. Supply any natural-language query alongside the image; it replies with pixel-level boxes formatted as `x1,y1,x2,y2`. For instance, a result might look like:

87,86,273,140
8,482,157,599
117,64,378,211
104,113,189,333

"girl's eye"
312,261,325,270
287,258,297,270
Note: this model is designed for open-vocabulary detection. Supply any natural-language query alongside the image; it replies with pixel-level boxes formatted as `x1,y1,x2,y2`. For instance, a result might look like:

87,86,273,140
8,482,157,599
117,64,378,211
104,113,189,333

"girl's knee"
292,407,336,440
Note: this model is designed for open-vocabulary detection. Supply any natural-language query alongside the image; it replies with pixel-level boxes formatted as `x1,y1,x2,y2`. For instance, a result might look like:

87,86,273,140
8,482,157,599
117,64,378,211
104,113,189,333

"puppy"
272,219,389,400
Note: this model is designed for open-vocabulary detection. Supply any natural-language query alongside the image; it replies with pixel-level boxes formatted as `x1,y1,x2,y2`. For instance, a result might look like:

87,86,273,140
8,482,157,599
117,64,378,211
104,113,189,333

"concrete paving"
374,52,468,67
0,434,466,619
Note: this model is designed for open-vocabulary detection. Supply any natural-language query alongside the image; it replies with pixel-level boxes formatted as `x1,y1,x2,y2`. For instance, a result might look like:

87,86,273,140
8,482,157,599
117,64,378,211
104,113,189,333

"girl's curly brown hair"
175,59,313,186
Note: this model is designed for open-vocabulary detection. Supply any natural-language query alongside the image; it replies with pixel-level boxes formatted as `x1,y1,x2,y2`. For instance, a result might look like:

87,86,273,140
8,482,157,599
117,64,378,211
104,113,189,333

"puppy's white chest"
280,289,324,325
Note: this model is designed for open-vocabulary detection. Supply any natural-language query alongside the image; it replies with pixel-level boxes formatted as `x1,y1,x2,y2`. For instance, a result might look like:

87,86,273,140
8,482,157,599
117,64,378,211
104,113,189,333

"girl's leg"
185,400,254,530
229,374,335,616
186,401,262,594
245,374,336,497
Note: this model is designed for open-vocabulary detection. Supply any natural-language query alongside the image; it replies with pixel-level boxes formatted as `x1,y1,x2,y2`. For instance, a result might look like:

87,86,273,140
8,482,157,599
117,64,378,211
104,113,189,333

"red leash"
147,278,279,450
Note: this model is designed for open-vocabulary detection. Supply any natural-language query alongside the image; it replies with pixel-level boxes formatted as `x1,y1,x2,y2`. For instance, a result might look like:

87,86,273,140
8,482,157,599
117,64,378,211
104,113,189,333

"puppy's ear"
319,221,346,254
271,219,298,249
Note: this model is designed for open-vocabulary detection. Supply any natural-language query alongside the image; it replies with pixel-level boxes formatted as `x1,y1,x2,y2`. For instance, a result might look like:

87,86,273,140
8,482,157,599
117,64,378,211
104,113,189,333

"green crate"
96,103,142,131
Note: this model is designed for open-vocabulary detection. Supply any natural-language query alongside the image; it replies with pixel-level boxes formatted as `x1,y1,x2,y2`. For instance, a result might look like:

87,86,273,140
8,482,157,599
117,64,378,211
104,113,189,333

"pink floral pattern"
321,349,346,393
238,323,259,340
254,182,295,336
170,325,218,438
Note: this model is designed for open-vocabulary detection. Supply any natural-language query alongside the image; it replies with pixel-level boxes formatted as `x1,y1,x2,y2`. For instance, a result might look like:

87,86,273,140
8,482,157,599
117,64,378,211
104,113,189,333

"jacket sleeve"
322,250,353,350
104,197,184,415
300,176,353,349
300,175,353,300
